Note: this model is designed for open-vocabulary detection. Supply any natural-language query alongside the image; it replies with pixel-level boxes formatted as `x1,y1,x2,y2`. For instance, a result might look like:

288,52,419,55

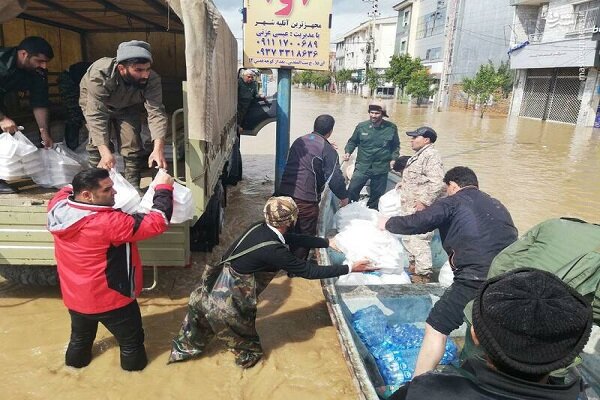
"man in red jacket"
47,168,173,371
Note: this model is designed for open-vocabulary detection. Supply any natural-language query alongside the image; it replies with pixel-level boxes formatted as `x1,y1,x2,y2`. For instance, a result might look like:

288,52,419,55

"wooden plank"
1,19,27,47
59,28,83,70
0,227,52,242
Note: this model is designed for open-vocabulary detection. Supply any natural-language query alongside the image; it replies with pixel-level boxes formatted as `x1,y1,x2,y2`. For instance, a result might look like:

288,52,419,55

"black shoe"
0,180,16,194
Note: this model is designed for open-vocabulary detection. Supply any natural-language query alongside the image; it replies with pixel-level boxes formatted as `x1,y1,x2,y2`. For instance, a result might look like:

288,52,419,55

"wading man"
379,166,517,376
80,40,168,188
47,168,174,371
278,114,349,259
0,36,54,193
169,196,375,368
343,101,399,209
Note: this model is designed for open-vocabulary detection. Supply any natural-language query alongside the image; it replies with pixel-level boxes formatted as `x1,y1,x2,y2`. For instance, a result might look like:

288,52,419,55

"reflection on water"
0,89,598,399
243,88,600,232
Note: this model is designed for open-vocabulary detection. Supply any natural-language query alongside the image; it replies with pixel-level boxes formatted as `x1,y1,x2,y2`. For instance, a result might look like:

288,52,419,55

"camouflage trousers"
402,231,434,276
168,262,276,364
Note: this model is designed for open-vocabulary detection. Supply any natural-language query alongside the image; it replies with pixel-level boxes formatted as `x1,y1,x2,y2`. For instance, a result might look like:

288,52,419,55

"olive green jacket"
488,218,600,323
344,119,400,175
79,57,167,147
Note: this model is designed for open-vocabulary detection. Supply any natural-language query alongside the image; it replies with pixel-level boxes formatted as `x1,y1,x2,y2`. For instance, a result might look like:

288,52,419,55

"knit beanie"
263,196,298,228
472,268,592,377
116,40,153,63
17,36,54,59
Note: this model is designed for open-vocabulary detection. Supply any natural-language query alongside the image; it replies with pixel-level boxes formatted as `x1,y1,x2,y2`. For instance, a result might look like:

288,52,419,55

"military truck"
0,0,244,286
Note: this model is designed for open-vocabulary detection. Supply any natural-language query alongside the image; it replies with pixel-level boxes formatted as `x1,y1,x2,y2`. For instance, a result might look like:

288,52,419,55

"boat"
315,172,600,399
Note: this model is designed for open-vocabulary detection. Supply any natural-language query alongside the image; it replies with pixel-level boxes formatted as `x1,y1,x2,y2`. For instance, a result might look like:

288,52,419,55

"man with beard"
80,40,168,188
0,36,54,193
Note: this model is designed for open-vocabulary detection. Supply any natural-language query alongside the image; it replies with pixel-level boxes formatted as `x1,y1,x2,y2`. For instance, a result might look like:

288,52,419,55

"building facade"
508,0,600,125
392,0,514,107
334,16,397,96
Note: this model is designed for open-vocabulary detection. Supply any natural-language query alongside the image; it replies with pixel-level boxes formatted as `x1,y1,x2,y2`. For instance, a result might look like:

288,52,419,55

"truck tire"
190,181,225,252
0,265,58,286
224,136,243,185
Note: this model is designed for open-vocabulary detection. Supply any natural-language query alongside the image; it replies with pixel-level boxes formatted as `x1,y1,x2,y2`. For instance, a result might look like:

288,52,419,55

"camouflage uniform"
169,225,279,367
400,144,445,276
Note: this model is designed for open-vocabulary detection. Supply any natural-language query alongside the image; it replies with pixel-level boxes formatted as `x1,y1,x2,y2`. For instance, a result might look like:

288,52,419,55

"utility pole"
436,0,460,112
363,0,379,97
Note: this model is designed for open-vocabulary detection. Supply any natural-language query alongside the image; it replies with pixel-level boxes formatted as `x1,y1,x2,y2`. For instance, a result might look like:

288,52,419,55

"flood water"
1,88,599,399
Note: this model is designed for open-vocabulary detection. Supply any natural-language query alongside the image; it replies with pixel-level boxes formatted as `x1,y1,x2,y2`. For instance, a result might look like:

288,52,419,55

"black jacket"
385,187,517,281
390,358,583,400
278,132,348,203
225,222,350,279
0,47,49,117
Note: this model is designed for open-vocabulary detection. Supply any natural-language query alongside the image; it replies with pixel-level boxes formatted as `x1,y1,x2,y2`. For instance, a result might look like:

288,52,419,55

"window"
425,47,442,61
572,0,599,32
416,10,446,39
403,10,410,26
400,40,407,53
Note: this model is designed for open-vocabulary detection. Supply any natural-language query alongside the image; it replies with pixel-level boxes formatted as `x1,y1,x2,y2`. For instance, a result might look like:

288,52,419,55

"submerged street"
1,89,599,399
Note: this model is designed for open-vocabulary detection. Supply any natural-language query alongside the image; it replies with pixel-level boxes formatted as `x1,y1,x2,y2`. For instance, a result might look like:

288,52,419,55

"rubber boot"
123,156,145,190
0,180,17,194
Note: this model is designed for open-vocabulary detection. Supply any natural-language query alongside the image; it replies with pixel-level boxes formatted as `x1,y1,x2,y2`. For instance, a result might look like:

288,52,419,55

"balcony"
509,37,599,69
510,0,546,5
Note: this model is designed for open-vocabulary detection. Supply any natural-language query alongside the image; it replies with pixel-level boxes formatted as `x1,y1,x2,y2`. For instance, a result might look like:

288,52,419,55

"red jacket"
47,185,173,314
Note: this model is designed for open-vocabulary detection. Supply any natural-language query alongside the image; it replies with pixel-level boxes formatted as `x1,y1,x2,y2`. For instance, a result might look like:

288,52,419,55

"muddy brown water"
1,89,599,399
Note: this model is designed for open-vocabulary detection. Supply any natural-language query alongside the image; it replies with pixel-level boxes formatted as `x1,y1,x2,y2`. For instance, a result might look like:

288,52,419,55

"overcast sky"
213,0,400,44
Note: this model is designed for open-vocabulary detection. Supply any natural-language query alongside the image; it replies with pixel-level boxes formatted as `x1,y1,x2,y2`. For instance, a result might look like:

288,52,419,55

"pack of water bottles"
351,305,458,391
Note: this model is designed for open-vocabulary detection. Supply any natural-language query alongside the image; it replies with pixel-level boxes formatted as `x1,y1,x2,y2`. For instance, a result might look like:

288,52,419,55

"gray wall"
450,0,514,84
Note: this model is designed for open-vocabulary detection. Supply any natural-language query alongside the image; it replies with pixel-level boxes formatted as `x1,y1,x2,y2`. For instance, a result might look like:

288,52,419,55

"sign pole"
275,68,292,189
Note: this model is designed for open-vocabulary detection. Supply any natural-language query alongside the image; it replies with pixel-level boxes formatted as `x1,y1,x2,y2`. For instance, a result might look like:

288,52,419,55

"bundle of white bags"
33,144,84,188
0,131,43,180
334,201,411,285
139,169,193,223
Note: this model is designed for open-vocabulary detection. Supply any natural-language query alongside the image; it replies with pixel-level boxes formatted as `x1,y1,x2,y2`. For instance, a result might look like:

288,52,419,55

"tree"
298,70,314,87
385,54,424,102
405,69,433,106
497,61,514,98
335,69,353,93
462,77,475,109
365,68,382,98
464,61,512,118
311,71,331,90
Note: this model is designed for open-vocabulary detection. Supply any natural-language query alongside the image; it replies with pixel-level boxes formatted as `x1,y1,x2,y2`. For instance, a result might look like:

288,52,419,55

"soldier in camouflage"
398,127,445,283
168,196,374,368
57,62,91,150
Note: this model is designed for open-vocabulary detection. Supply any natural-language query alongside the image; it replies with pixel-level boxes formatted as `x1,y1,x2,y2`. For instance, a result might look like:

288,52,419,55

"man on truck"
0,36,54,194
80,40,168,188
47,168,174,371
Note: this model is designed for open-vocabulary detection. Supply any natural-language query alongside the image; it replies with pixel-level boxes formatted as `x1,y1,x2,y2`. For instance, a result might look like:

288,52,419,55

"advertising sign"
243,0,333,70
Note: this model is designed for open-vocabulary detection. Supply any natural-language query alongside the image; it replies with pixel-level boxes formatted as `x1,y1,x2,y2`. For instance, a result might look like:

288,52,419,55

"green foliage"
292,70,330,90
365,69,382,97
335,69,353,85
312,71,332,89
405,69,433,106
497,61,514,98
462,61,513,118
385,54,424,91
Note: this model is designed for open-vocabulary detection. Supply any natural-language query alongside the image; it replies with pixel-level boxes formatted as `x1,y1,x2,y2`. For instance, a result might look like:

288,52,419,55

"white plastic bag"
0,132,42,180
32,145,83,188
378,188,402,217
110,169,141,214
438,261,454,287
139,169,193,223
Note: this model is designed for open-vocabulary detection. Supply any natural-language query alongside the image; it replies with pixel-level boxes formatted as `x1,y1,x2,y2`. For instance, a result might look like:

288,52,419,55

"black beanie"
17,36,54,59
472,268,592,377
